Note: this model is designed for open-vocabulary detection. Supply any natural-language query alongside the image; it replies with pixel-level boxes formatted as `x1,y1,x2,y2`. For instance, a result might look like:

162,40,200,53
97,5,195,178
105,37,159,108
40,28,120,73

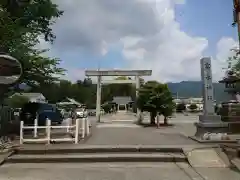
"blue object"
20,102,63,125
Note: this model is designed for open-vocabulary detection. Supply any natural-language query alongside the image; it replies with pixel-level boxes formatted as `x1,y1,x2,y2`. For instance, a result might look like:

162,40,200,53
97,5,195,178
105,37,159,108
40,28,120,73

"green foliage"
5,95,29,108
137,81,174,119
227,48,240,71
101,103,112,113
29,77,137,109
0,0,64,88
0,0,63,43
115,76,130,80
188,104,198,111
225,49,240,94
101,77,136,103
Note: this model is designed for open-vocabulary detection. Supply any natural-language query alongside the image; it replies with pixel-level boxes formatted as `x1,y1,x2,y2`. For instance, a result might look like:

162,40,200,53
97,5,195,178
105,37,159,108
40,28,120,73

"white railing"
20,117,90,144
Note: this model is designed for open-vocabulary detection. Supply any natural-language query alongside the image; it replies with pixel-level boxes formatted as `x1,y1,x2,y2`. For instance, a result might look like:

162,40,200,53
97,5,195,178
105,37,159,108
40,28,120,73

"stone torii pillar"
135,75,141,119
96,75,102,122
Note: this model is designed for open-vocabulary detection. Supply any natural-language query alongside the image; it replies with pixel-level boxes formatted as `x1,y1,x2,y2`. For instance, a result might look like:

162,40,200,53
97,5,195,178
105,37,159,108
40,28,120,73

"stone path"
85,112,197,146
85,127,197,145
14,112,197,146
101,112,199,124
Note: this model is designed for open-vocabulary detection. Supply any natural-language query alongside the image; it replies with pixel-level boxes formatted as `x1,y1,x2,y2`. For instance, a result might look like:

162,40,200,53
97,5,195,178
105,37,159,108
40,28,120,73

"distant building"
57,97,82,107
174,97,205,112
12,93,47,103
112,96,133,111
188,97,203,104
173,97,219,112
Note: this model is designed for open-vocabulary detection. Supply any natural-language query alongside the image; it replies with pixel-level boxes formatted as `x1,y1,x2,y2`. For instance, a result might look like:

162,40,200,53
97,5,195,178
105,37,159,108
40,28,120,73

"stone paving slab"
0,163,194,180
196,167,240,180
187,148,227,168
85,127,197,145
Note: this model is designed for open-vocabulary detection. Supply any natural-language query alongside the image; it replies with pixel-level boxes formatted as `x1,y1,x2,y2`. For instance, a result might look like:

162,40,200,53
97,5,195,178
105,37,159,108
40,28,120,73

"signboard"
200,57,215,115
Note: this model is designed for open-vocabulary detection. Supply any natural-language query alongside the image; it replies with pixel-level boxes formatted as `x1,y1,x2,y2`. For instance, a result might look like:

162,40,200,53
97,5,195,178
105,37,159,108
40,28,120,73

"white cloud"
212,37,238,81
61,68,86,82
216,37,237,62
45,0,236,82
121,0,208,82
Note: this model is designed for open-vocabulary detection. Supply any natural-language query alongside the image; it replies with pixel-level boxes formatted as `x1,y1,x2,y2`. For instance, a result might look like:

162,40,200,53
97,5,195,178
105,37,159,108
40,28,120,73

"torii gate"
85,69,152,122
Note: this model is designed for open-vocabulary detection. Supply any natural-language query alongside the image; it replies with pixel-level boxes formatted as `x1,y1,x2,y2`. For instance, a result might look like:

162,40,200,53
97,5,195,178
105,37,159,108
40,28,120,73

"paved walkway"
85,112,197,146
15,112,197,146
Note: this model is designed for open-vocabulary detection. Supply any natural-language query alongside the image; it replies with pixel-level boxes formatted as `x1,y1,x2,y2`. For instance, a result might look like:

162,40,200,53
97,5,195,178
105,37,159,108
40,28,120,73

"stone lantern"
218,70,240,131
219,70,240,101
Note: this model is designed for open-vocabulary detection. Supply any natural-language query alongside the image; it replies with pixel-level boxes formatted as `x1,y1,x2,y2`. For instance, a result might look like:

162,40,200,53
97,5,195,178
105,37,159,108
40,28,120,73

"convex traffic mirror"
0,54,22,85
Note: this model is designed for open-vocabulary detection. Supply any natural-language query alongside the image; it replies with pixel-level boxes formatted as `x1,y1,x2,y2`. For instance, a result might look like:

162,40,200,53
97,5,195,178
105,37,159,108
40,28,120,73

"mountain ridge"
166,81,229,102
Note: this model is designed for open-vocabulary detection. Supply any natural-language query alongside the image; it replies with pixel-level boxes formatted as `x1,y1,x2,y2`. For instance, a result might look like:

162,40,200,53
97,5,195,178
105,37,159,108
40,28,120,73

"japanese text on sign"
204,62,214,102
204,62,211,69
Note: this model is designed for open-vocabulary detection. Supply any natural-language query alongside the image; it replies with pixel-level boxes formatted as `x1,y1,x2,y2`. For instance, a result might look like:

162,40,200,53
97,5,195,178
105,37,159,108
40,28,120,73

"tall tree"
223,48,240,94
137,81,175,125
4,95,29,108
0,0,64,88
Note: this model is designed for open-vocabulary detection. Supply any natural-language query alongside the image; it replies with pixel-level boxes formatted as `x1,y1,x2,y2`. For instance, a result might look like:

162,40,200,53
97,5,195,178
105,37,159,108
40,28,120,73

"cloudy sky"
40,0,238,83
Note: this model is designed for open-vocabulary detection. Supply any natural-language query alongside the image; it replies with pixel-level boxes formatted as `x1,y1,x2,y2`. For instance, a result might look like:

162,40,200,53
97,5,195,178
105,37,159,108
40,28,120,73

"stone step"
231,158,240,170
6,153,186,163
15,146,184,154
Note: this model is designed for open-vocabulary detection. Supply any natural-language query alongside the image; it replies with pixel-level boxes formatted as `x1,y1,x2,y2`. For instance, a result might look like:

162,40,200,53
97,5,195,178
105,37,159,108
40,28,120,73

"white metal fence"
20,117,90,144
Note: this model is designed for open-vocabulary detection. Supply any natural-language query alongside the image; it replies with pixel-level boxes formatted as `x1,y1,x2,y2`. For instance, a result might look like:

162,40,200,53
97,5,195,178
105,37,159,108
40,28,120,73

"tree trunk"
156,114,160,128
137,112,142,124
164,116,168,125
150,111,156,125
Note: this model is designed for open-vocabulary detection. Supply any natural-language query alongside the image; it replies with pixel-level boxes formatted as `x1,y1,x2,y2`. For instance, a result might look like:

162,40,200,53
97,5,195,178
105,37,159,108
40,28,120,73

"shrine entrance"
85,70,152,122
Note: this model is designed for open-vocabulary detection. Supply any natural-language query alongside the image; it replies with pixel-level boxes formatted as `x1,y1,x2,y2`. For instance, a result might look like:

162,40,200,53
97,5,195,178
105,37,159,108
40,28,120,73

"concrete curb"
7,145,187,164
6,153,187,163
15,146,184,154
231,158,240,171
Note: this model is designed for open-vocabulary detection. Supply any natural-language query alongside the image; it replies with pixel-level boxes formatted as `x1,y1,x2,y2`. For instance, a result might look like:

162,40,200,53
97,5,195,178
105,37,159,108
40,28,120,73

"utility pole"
233,0,240,51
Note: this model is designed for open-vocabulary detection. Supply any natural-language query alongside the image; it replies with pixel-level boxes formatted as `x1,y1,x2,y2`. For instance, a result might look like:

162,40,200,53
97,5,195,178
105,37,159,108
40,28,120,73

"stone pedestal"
199,114,222,122
195,114,229,138
194,121,229,138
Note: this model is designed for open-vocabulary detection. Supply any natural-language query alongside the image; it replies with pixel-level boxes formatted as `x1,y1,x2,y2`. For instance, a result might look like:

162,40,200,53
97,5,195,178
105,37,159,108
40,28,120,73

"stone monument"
194,57,229,138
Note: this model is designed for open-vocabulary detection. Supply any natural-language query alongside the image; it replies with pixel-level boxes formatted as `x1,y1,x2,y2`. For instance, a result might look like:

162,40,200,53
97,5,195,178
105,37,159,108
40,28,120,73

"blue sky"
49,0,238,82
175,0,237,55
